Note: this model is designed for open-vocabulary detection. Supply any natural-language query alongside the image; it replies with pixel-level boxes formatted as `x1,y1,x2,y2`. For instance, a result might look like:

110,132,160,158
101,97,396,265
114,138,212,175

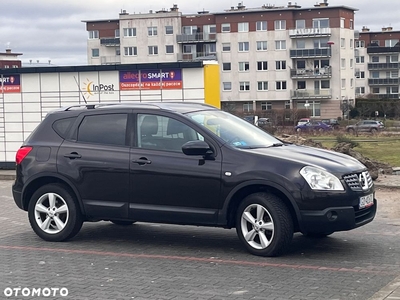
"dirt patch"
375,188,400,220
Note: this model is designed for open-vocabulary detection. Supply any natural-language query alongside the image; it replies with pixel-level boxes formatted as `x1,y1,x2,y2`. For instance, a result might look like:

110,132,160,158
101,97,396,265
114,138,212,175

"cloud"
1,0,399,66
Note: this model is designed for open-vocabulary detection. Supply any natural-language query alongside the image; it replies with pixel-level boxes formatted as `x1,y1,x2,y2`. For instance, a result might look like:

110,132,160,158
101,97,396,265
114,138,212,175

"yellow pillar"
203,62,220,109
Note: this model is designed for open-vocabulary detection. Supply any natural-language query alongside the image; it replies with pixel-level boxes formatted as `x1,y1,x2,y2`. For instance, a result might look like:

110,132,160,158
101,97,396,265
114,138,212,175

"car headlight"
300,166,344,191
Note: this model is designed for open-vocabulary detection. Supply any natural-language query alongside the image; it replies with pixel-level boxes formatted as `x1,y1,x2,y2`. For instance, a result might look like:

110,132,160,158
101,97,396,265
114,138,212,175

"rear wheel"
347,128,355,135
236,192,293,257
28,183,83,242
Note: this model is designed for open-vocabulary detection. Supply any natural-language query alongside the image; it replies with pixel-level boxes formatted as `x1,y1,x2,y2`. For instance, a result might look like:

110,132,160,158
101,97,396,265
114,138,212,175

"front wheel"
236,192,293,257
28,184,83,242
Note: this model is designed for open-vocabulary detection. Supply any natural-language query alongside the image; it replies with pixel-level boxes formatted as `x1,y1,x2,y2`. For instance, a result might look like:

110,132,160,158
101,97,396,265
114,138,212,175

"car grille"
343,171,373,191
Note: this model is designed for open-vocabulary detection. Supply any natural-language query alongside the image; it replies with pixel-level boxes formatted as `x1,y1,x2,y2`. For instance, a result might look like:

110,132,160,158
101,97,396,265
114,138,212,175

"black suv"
12,102,376,256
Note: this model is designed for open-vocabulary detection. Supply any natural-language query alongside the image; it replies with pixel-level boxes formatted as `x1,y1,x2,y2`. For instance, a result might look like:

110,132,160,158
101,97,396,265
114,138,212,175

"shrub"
336,134,359,148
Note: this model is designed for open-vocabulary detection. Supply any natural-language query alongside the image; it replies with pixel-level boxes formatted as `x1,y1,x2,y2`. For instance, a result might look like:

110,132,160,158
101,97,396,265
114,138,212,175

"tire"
347,128,355,135
236,192,293,257
370,128,378,134
110,220,136,226
28,183,83,242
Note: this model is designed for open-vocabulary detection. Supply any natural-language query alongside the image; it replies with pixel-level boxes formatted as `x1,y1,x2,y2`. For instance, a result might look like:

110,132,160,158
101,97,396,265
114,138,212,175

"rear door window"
77,114,128,146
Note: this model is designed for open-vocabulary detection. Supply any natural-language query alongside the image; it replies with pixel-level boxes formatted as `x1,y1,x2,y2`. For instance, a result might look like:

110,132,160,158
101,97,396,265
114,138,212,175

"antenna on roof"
74,76,87,104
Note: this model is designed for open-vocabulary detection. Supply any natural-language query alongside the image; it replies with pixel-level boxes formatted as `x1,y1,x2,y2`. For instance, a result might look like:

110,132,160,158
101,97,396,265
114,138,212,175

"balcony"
100,38,120,46
100,56,121,65
368,63,399,70
368,78,400,85
289,27,331,38
367,46,400,54
290,48,331,58
290,67,331,79
176,33,217,43
376,93,400,99
291,89,332,99
177,52,217,62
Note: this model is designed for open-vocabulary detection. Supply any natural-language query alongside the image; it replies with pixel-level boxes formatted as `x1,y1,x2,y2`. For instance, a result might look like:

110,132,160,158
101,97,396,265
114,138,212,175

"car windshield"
186,110,281,148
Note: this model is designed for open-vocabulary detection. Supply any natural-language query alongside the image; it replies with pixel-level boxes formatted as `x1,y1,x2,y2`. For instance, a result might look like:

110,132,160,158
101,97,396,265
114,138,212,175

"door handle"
64,152,82,159
132,158,152,165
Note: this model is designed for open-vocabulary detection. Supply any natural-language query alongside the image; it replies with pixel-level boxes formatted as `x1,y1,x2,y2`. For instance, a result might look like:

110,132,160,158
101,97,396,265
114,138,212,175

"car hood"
244,144,365,174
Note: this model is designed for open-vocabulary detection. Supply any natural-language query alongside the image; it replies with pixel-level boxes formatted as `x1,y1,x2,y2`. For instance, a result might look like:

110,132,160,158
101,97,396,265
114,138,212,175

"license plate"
359,193,374,209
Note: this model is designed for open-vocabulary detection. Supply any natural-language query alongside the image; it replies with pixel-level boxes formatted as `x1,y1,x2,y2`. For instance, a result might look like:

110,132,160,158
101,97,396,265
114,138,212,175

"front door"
128,112,222,225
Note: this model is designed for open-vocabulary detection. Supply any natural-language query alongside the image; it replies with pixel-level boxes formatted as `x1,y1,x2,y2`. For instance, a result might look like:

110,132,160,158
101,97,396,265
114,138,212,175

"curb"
0,174,15,181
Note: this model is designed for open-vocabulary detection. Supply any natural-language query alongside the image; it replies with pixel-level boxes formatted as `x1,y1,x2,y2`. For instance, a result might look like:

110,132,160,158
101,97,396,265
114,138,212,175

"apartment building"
355,26,400,100
0,48,22,69
83,1,358,119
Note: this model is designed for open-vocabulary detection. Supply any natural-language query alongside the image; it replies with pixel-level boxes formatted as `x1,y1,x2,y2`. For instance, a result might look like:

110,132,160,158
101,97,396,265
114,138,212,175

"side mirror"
182,140,213,156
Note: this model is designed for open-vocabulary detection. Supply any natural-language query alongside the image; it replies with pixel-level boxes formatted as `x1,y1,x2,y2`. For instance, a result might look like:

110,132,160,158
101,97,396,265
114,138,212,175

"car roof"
49,102,218,115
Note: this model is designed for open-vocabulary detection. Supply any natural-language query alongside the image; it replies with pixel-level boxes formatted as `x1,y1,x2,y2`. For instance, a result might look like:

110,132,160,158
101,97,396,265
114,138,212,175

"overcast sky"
1,0,399,66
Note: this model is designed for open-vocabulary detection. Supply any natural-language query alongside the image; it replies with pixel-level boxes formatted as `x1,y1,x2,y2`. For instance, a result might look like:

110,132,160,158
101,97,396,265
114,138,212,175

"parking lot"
1,179,399,300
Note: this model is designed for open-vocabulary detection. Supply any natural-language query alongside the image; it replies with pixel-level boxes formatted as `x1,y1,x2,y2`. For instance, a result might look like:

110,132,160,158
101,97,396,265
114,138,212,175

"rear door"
57,110,131,220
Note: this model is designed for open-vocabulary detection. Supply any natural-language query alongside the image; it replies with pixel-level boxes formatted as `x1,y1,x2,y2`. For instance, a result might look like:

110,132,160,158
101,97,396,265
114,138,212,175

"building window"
355,71,365,78
356,56,365,63
223,82,232,91
165,26,173,35
116,48,120,56
340,18,345,28
356,87,365,94
91,49,99,57
372,71,380,78
148,46,158,55
256,21,267,31
275,40,286,50
88,30,99,39
355,41,365,48
372,87,380,94
350,39,353,48
243,103,253,112
372,56,379,63
257,82,268,91
256,41,267,51
296,60,306,69
222,23,231,32
350,78,354,88
350,59,353,68
222,62,231,71
341,58,346,68
239,82,250,91
222,43,231,51
296,40,306,49
261,102,272,110
257,61,268,71
387,70,398,78
371,40,380,46
115,29,120,37
276,60,286,70
313,38,329,48
387,86,399,94
123,28,136,37
183,45,193,54
238,22,249,32
341,79,346,89
238,42,249,52
274,20,286,30
385,39,399,47
166,45,174,54
276,81,287,90
313,18,329,28
239,62,250,72
297,81,306,89
321,80,330,89
148,26,158,36
296,20,305,29
388,55,399,63
285,101,291,109
124,47,137,56
341,38,345,48
350,20,353,29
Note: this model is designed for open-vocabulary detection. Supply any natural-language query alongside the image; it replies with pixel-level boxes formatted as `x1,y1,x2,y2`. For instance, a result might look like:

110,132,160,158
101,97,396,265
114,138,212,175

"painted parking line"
0,245,395,275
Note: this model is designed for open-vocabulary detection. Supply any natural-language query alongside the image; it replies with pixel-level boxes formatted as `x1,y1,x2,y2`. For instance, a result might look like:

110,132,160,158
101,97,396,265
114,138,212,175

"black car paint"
12,103,376,237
